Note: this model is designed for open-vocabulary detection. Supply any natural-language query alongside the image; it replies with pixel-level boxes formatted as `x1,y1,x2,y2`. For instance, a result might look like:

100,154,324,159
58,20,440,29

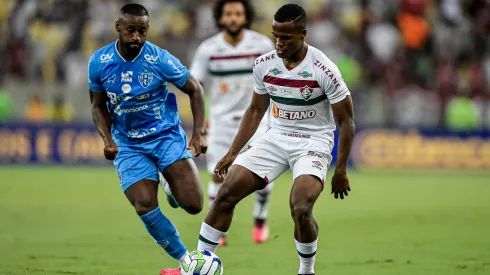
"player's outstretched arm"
179,75,208,156
214,92,270,178
331,95,355,199
90,90,117,160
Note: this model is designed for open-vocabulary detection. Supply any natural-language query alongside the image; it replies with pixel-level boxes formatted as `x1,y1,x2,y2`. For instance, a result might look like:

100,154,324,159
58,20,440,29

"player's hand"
187,133,208,157
214,151,238,179
103,142,118,161
331,170,350,199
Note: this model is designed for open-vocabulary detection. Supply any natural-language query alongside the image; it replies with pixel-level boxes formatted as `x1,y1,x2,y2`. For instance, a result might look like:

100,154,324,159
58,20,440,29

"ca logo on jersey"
144,54,159,64
138,73,153,88
300,86,313,101
100,54,114,63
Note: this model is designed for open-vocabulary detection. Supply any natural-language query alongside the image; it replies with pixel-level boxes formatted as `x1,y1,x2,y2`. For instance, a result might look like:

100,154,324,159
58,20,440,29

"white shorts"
233,128,333,185
206,124,268,174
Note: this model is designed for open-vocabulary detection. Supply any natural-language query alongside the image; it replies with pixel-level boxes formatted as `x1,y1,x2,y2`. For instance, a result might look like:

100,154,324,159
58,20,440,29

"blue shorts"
114,125,193,192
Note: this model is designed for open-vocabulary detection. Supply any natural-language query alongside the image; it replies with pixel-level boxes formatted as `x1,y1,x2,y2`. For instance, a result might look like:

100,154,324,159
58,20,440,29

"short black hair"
120,3,149,17
213,0,255,29
274,3,307,31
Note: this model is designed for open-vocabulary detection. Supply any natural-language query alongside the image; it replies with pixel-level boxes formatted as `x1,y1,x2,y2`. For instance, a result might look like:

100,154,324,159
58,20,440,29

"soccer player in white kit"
196,4,355,275
189,0,275,247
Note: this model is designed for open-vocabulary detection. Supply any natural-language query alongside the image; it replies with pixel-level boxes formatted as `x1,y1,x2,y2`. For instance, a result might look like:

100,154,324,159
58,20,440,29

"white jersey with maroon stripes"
190,29,274,174
190,29,274,130
253,45,350,143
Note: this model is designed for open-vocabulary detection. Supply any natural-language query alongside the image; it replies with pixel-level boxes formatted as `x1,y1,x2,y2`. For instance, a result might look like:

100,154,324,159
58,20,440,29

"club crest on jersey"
138,73,153,88
300,86,313,101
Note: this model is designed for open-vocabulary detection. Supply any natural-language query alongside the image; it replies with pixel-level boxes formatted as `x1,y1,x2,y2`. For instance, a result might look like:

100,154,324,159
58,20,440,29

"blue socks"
139,206,187,260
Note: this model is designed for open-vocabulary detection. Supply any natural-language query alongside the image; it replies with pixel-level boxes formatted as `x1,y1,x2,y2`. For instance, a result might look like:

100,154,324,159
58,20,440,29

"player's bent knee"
290,204,313,225
214,186,239,212
180,198,203,215
134,198,158,216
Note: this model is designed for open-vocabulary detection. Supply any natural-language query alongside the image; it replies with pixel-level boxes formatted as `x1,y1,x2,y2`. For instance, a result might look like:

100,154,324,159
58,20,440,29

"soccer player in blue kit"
88,3,207,270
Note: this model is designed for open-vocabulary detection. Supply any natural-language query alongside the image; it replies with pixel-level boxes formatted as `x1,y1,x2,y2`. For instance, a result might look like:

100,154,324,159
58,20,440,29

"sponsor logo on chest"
100,54,114,63
272,103,316,120
121,71,133,82
144,54,159,64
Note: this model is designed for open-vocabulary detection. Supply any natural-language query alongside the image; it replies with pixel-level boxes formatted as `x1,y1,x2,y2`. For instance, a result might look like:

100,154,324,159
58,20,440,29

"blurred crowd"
0,0,489,130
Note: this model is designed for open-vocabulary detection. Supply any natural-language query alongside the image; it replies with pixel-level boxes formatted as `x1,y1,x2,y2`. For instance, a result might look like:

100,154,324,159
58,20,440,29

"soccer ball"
181,250,223,275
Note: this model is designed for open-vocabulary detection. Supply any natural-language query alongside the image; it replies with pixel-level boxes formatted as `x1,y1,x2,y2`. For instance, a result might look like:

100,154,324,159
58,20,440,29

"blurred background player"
196,4,355,275
87,3,207,273
189,0,275,246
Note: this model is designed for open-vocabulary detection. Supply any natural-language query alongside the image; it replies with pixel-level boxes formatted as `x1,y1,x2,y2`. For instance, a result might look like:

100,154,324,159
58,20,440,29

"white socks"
197,222,225,253
295,238,317,274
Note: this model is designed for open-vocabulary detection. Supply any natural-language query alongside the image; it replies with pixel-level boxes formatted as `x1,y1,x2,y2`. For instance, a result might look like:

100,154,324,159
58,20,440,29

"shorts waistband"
267,128,333,144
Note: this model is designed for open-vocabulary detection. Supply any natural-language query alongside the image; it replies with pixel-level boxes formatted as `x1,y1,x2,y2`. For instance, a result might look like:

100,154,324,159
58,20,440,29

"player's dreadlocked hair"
120,3,149,17
213,0,255,29
274,3,307,31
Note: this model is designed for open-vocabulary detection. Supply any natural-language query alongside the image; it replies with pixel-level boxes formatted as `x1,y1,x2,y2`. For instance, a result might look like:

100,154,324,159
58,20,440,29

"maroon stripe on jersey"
263,75,320,88
210,53,262,60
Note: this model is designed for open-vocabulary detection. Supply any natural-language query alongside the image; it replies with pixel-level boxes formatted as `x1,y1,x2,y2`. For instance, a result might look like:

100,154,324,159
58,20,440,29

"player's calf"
290,175,323,275
125,179,190,264
198,165,264,252
198,187,238,252
290,203,319,275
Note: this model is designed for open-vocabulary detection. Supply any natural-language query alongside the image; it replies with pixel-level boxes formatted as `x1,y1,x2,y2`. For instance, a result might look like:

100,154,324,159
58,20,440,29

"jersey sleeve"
253,64,267,94
320,58,350,104
88,54,104,93
160,51,191,89
189,43,209,83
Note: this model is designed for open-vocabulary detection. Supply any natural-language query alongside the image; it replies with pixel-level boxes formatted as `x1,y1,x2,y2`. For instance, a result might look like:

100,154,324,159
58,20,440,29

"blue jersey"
88,40,190,143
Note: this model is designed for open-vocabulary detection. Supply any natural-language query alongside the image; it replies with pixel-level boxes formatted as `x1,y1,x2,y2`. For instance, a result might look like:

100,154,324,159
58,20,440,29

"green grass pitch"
1,167,489,275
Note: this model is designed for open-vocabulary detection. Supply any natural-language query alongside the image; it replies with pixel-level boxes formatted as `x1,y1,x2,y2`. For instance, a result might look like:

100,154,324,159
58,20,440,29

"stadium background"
1,0,489,275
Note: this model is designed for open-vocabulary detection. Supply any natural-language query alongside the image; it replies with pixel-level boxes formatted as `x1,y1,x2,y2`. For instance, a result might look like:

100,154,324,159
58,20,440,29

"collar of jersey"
221,29,249,49
114,40,146,62
279,45,311,73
